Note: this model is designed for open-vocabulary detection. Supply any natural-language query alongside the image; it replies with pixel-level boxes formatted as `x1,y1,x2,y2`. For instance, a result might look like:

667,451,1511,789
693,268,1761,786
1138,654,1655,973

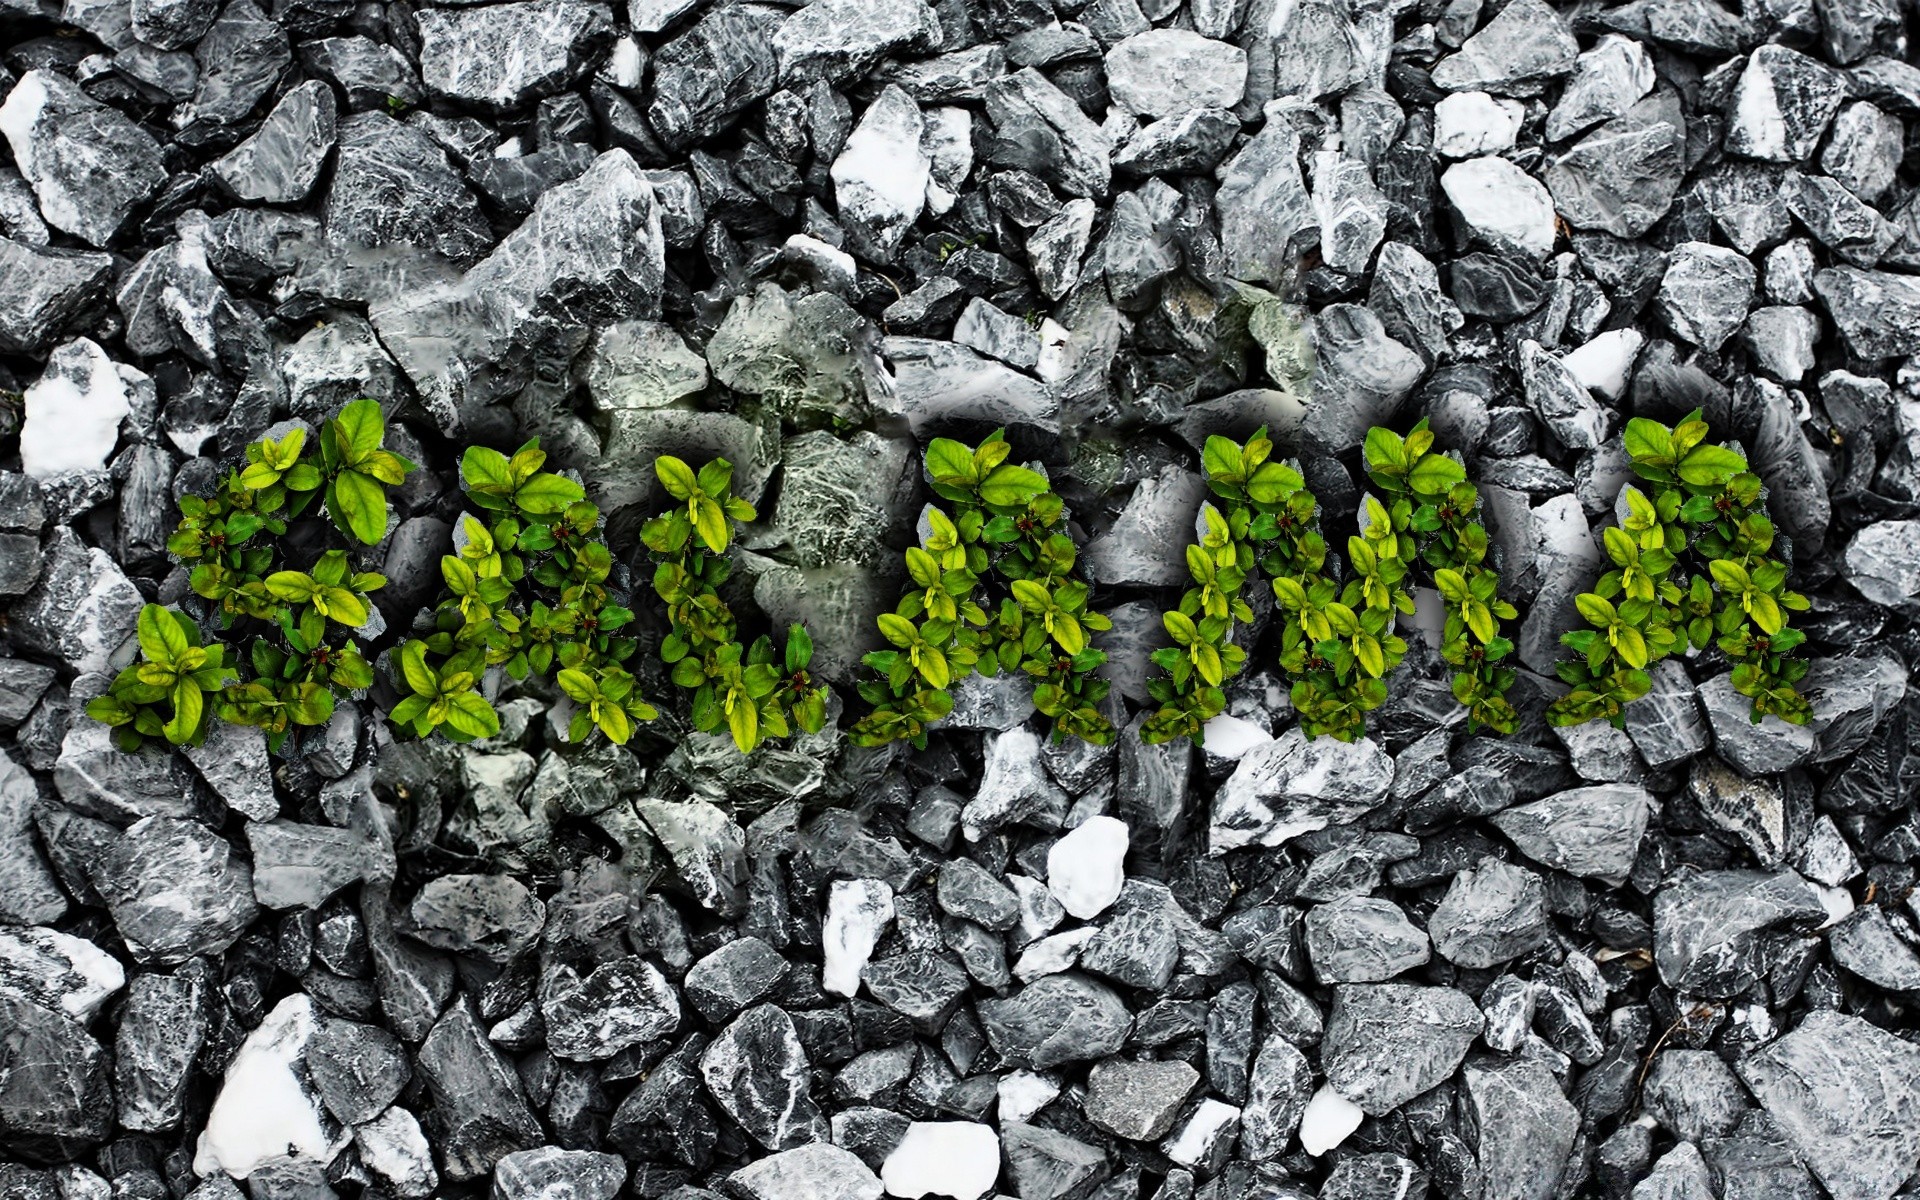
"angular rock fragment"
211,79,335,203
1323,984,1483,1115
96,816,257,966
539,957,680,1060
415,999,543,1181
0,238,113,356
418,1,613,111
193,995,347,1180
0,71,168,247
0,993,113,1163
1654,868,1827,997
1104,29,1247,117
1463,1055,1579,1200
1490,784,1651,885
1211,731,1394,853
978,974,1131,1070
701,1004,828,1150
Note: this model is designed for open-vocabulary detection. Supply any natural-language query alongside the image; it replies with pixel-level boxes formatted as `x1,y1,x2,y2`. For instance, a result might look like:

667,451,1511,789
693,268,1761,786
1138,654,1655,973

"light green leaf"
728,697,759,753
462,445,514,495
516,472,585,516
1623,418,1674,464
655,455,698,500
924,438,977,487
1407,451,1466,496
785,624,813,674
1202,436,1243,483
265,572,317,602
1677,443,1747,487
323,588,369,627
978,464,1050,508
877,613,919,648
398,641,437,697
693,496,731,553
139,604,188,665
164,679,202,744
445,692,501,739
331,399,385,462
1575,593,1617,626
331,469,389,545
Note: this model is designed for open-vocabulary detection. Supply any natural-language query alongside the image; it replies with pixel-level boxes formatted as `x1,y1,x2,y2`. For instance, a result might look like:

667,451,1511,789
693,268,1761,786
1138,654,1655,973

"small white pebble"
1299,1084,1366,1157
1047,814,1129,920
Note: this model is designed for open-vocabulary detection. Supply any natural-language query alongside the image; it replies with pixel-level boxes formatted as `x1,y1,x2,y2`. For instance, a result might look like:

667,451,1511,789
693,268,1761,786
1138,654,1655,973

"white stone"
881,1122,1001,1200
1300,1084,1366,1156
354,1107,437,1199
1440,156,1557,258
1561,328,1643,400
1201,714,1269,762
1433,92,1524,157
1104,29,1248,117
1046,814,1129,920
1012,927,1098,982
831,84,929,262
822,878,894,997
20,338,130,478
920,106,972,216
0,925,124,1020
194,994,348,1180
1813,883,1854,929
996,1071,1060,1124
1163,1098,1242,1167
605,36,644,89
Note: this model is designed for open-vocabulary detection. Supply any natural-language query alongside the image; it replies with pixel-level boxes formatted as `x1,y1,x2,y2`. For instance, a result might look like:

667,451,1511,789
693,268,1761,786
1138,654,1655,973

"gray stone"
0,70,167,248
1813,267,1920,359
980,68,1110,199
728,1143,879,1200
1736,1011,1920,1200
1544,96,1684,239
1624,660,1709,769
1430,857,1550,968
1654,868,1827,997
978,974,1131,1070
1725,45,1845,163
416,999,542,1181
702,1004,828,1150
418,1,613,111
1656,242,1755,351
1305,896,1431,983
1083,1059,1199,1141
96,817,257,966
1431,0,1579,92
1216,119,1315,287
1084,466,1206,588
1488,784,1651,885
1104,29,1247,117
211,79,335,203
1546,34,1655,140
1210,730,1394,853
1463,1055,1579,1200
646,4,782,151
1323,984,1483,1115
772,0,937,87
831,86,927,264
114,967,209,1133
0,238,113,355
1306,305,1424,451
1699,671,1816,775
325,112,493,266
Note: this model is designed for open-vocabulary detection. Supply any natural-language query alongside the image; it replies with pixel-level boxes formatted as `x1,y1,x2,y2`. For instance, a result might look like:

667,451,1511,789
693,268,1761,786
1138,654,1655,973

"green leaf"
462,445,514,497
322,588,370,627
1363,426,1406,472
1677,443,1747,486
1576,593,1617,626
925,438,978,488
1748,591,1783,634
265,572,317,602
1623,418,1674,464
656,455,698,500
331,468,389,544
728,697,759,753
978,464,1050,508
1709,559,1751,591
444,692,501,739
1465,600,1496,644
1246,461,1303,504
1202,436,1243,483
785,624,813,673
557,668,597,703
696,458,734,498
138,605,189,665
596,704,633,745
515,472,585,516
694,496,731,554
877,613,919,648
398,641,437,696
332,399,385,462
1614,624,1648,669
164,679,203,744
1406,450,1467,496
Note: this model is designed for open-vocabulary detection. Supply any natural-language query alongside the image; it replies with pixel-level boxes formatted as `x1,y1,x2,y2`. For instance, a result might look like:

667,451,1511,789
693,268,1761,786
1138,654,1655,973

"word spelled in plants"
643,455,829,754
401,438,654,745
1146,420,1518,745
87,401,409,750
1361,422,1518,734
852,432,1114,749
1548,410,1811,729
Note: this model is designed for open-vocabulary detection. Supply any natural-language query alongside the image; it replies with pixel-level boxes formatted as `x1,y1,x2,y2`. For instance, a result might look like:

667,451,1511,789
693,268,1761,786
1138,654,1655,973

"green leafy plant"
1142,428,1310,745
404,439,656,746
85,605,239,749
89,401,412,751
642,456,828,754
1548,410,1811,728
1361,420,1518,734
852,431,1114,748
